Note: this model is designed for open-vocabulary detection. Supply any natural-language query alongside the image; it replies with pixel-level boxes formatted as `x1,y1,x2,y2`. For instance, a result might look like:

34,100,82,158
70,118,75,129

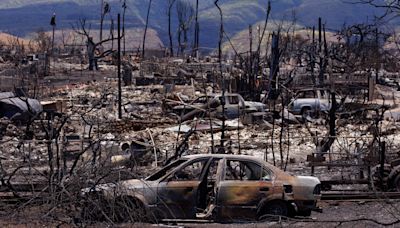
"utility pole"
193,0,199,58
118,14,122,119
318,17,324,86
100,0,104,42
122,0,127,55
249,25,253,99
215,0,225,152
50,13,56,76
375,28,379,83
311,26,316,85
50,13,56,55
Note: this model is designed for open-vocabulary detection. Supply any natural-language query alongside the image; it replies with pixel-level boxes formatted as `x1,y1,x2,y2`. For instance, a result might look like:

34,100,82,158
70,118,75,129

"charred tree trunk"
268,32,280,100
311,26,316,85
178,28,182,56
168,0,176,57
318,92,337,154
142,0,153,58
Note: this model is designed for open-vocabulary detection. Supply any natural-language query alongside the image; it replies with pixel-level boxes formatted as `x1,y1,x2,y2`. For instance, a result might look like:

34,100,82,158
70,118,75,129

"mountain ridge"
0,0,392,50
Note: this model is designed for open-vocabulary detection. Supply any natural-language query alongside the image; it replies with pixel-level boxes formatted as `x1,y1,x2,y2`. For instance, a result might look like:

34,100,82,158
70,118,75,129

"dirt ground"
0,200,399,228
164,201,400,228
166,201,400,228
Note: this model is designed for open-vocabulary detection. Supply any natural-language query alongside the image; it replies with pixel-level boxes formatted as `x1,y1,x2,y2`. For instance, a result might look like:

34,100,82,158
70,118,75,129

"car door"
215,159,274,221
218,95,241,119
157,158,209,219
196,158,223,212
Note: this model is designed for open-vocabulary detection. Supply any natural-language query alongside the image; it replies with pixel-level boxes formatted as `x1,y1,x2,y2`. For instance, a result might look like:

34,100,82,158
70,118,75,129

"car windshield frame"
163,157,211,182
145,158,188,181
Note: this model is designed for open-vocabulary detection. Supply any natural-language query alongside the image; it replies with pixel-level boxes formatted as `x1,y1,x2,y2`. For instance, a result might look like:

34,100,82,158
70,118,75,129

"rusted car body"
171,93,265,121
82,154,321,222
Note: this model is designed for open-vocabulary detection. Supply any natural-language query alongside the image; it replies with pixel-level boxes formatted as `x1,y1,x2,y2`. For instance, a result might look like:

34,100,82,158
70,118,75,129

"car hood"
81,179,152,194
81,179,158,205
120,179,155,189
295,176,320,186
244,101,264,107
244,101,265,111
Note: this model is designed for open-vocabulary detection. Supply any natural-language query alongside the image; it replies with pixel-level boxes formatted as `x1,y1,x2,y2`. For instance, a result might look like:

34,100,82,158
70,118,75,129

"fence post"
380,141,386,190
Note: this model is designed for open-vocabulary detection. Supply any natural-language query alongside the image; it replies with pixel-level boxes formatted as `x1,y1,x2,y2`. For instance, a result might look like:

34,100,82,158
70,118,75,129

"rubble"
0,9,399,225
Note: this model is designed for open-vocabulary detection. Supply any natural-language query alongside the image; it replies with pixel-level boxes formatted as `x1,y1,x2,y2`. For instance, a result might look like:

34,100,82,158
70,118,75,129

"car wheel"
297,209,312,217
82,202,105,222
371,164,391,191
112,196,147,223
301,107,312,120
259,201,288,220
392,175,400,192
81,192,109,222
388,165,400,191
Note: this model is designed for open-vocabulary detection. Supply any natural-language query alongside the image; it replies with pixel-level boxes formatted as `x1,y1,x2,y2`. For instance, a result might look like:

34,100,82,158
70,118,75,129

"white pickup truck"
288,89,341,118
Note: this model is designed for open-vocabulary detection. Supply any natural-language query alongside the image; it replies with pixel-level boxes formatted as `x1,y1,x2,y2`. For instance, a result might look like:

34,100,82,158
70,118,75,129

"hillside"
220,21,339,56
0,32,31,46
0,0,392,51
44,28,164,50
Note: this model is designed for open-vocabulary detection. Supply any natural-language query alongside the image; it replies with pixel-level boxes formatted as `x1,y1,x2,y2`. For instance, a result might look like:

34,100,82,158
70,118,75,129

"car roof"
183,154,261,160
197,93,240,97
182,154,284,173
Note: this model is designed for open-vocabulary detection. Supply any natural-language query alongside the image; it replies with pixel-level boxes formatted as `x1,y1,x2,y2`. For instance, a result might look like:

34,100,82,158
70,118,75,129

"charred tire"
297,209,312,217
258,200,288,221
287,204,297,218
301,107,312,120
391,175,400,192
112,196,147,223
388,165,400,191
371,164,392,191
81,192,109,222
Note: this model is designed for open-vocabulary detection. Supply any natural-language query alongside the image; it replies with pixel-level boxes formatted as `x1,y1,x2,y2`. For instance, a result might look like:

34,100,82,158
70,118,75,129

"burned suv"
82,154,321,222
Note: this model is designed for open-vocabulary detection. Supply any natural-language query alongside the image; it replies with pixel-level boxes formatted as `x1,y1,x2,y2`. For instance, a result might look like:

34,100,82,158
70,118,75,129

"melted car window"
298,91,316,98
225,160,262,181
228,96,240,105
207,159,220,181
170,159,207,181
261,168,272,181
225,160,272,181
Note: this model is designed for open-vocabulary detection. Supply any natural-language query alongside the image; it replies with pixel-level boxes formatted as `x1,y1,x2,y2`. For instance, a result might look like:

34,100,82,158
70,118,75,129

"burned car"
82,154,321,222
171,93,265,121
